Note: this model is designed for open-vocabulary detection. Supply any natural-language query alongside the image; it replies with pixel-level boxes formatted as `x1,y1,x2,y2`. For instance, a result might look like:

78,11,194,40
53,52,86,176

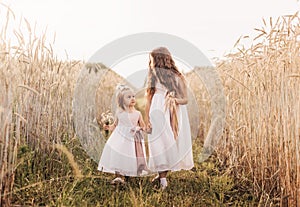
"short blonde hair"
116,84,133,110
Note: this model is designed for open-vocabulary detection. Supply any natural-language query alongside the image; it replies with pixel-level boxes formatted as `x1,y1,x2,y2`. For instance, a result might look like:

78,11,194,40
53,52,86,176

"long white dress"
98,110,148,176
148,82,194,172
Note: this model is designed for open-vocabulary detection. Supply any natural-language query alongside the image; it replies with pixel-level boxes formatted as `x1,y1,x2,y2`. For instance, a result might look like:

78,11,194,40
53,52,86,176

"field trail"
1,6,300,206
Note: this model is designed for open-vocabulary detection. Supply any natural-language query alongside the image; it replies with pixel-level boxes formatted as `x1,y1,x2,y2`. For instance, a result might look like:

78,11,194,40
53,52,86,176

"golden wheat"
54,144,83,178
215,14,300,206
1,4,299,206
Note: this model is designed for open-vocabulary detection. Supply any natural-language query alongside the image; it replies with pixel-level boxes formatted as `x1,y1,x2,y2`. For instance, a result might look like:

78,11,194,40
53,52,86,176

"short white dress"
98,110,148,176
148,82,194,172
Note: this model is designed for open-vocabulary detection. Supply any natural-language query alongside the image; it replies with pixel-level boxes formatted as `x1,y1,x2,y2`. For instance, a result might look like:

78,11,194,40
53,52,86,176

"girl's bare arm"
138,112,146,131
175,76,188,105
145,95,152,126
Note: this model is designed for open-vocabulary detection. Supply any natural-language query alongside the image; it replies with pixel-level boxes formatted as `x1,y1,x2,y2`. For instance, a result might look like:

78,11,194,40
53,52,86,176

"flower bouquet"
97,110,114,137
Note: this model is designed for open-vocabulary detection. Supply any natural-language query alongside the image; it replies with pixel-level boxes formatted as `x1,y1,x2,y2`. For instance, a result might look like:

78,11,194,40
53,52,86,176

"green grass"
11,138,258,206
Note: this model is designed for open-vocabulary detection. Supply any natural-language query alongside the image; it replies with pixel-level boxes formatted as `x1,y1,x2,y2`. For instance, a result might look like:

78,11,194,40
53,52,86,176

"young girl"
98,84,149,184
145,47,194,189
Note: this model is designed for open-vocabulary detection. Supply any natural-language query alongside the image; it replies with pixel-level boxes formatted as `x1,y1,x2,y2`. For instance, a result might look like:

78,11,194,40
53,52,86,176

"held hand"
147,122,152,129
103,124,109,130
103,123,115,131
145,122,152,134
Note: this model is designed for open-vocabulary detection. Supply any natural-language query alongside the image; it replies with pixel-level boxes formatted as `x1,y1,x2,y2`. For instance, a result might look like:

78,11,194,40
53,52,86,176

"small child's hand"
103,124,109,130
103,123,116,131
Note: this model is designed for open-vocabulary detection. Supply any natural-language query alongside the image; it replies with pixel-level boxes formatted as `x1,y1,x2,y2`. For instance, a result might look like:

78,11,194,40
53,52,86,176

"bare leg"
158,171,168,178
115,171,121,178
151,171,168,183
158,171,168,190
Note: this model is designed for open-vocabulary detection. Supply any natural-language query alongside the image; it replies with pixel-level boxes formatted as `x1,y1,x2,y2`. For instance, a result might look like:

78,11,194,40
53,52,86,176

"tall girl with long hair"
145,47,194,189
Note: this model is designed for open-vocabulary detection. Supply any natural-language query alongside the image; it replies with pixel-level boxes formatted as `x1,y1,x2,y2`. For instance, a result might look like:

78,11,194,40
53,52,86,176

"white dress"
148,82,194,172
98,110,148,176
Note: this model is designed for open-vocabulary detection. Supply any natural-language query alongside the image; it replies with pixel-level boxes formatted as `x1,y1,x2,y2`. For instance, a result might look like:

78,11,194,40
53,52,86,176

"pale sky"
1,0,299,86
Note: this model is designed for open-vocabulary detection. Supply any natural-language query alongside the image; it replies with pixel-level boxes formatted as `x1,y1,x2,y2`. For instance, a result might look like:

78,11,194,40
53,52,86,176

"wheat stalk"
54,144,83,178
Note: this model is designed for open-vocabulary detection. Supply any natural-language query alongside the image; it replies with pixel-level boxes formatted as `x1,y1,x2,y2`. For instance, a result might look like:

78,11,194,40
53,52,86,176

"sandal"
160,182,168,190
110,177,125,185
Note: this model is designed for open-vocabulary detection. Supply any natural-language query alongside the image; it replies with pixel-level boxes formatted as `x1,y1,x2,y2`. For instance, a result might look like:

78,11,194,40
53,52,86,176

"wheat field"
0,5,299,206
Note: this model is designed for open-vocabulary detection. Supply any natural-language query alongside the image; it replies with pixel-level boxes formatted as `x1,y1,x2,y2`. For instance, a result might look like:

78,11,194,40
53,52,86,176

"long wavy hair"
146,47,185,101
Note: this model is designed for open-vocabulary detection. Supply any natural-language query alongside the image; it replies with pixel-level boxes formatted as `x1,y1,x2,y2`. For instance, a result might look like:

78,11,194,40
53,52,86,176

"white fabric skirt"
98,126,148,176
148,92,194,172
